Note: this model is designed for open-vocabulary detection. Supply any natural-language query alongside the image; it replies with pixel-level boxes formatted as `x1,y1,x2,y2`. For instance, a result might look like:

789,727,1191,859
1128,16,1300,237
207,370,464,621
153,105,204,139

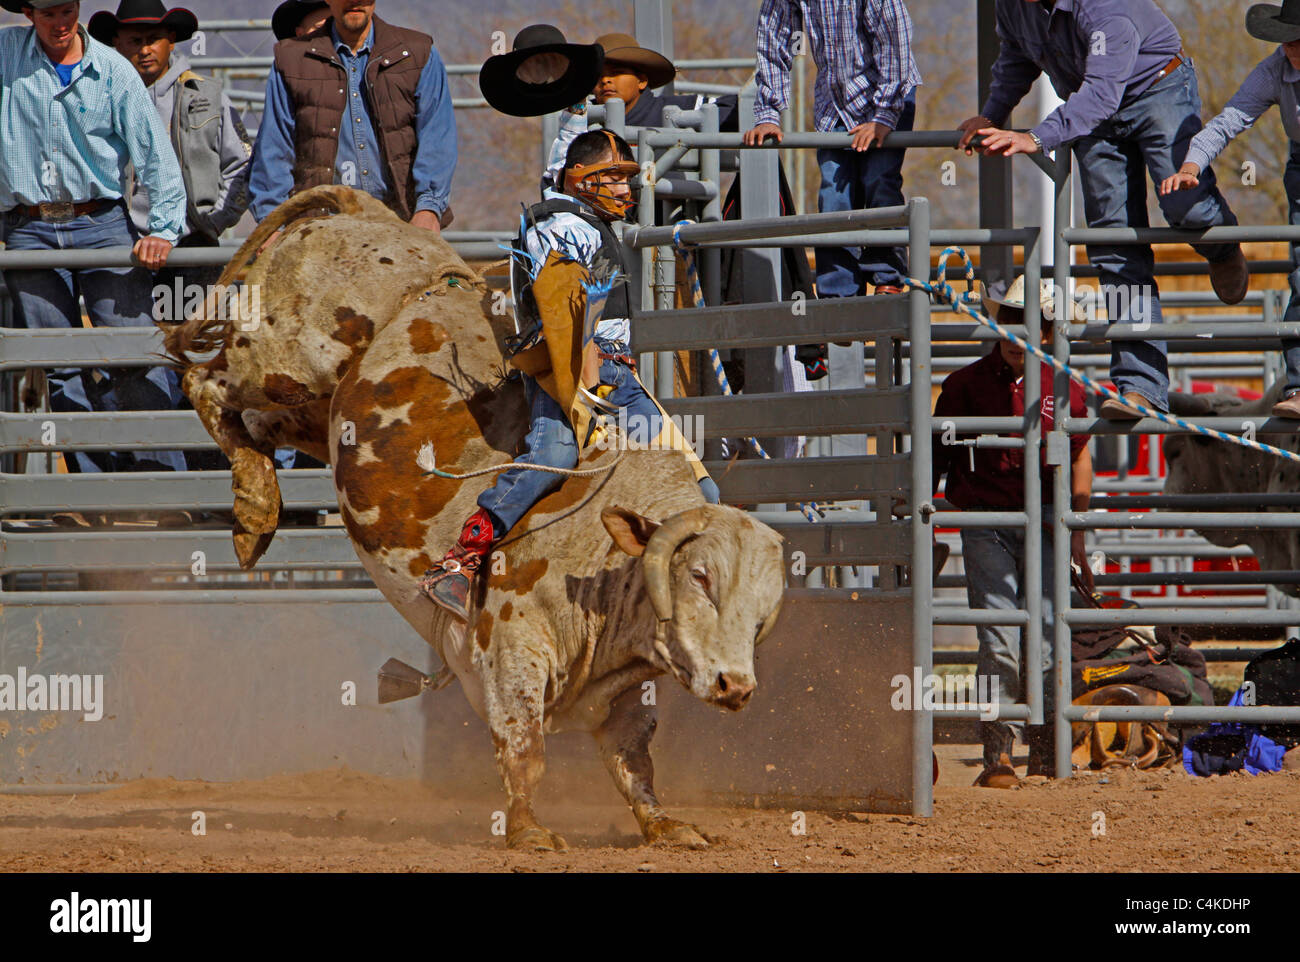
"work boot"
1098,391,1152,421
973,752,1020,789
1208,245,1249,305
1272,390,1300,419
418,507,495,621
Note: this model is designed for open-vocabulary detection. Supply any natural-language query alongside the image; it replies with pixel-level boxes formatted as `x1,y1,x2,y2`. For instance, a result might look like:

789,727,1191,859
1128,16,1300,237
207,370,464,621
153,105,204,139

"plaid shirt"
754,0,921,131
0,24,185,241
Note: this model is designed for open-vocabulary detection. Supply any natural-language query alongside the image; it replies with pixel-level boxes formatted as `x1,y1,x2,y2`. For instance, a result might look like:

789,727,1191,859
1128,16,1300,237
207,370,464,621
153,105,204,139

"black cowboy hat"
87,0,198,45
479,24,605,118
271,0,329,42
1247,0,1300,42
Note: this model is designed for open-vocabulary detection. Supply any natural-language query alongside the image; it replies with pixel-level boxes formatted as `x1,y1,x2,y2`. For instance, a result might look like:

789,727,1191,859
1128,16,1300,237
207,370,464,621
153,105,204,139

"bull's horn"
642,506,713,623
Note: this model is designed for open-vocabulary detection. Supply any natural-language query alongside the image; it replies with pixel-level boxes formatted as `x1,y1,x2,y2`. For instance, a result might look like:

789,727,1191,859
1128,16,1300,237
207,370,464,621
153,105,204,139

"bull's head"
602,504,786,711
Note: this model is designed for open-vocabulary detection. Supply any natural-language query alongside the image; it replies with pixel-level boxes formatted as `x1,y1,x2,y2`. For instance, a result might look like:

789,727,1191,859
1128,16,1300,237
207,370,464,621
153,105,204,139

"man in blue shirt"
0,0,188,476
958,0,1251,420
247,0,456,232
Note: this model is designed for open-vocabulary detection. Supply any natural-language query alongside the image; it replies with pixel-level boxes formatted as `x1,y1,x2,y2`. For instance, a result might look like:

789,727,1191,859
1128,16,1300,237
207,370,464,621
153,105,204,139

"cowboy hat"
0,0,80,12
271,0,328,41
87,0,198,45
1247,0,1300,43
593,32,675,89
479,24,604,118
981,275,1078,323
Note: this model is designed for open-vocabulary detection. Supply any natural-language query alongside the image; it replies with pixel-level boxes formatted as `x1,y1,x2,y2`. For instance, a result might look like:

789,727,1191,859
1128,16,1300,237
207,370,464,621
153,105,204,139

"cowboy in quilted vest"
1161,1,1300,420
248,0,456,232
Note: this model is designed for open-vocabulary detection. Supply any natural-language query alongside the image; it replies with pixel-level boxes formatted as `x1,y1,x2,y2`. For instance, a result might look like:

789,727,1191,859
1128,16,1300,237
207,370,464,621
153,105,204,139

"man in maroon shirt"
933,277,1094,788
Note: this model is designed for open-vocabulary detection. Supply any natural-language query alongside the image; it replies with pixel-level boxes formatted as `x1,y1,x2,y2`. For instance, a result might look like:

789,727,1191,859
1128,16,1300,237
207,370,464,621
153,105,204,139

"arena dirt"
2,744,1297,872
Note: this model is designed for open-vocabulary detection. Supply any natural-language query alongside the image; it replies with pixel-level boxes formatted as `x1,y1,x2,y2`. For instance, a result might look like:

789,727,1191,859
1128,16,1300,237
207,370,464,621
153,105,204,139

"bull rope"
909,246,1300,465
670,221,824,524
417,438,625,481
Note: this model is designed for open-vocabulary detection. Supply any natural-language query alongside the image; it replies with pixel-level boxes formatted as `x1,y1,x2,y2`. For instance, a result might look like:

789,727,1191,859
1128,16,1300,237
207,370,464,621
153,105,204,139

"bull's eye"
691,565,714,601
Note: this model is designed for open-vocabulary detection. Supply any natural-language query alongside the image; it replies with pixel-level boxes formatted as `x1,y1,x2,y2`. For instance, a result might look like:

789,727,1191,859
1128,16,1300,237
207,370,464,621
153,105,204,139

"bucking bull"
162,186,786,851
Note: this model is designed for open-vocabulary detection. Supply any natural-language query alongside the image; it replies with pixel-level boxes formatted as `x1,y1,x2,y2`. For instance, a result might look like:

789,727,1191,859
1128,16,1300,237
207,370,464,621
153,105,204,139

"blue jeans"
814,97,915,294
478,339,719,536
1072,62,1238,411
962,525,1057,765
1281,140,1300,397
1,202,185,472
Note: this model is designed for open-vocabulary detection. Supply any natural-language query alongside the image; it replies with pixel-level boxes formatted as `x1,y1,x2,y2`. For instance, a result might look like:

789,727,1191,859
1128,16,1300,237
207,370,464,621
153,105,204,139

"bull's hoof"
507,826,568,852
644,818,713,850
230,448,282,533
232,524,276,570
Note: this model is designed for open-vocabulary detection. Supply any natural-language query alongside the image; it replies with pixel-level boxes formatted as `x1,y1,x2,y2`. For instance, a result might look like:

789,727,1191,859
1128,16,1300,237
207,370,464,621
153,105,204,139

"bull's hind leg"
594,685,712,849
183,362,282,568
482,642,567,852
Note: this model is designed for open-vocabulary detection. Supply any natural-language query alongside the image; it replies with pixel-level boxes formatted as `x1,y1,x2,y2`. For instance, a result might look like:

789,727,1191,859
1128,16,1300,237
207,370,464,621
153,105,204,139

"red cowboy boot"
418,507,495,621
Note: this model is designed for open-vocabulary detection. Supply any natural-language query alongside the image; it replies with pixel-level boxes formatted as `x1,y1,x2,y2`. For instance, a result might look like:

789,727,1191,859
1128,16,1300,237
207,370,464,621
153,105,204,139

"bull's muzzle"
711,671,755,711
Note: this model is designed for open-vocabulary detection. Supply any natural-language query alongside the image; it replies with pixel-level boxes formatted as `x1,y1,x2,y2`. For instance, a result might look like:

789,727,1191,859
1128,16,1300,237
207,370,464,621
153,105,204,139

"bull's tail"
160,186,371,367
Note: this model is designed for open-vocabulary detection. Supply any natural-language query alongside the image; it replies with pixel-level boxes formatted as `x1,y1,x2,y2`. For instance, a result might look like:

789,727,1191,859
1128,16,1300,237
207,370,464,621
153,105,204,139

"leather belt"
17,198,114,222
1155,49,1185,81
597,349,637,373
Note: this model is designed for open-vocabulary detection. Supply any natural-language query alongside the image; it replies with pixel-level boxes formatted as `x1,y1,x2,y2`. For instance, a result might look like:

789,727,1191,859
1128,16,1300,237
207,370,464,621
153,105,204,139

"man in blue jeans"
960,0,1250,421
418,131,720,621
1,0,187,476
745,0,921,297
933,277,1094,786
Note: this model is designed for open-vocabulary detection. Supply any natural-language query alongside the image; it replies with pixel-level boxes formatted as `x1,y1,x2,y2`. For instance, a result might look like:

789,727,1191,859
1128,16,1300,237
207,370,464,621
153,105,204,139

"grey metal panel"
706,455,910,503
0,470,338,515
0,411,216,452
660,387,910,437
0,327,177,369
772,521,911,566
632,296,908,351
0,528,363,574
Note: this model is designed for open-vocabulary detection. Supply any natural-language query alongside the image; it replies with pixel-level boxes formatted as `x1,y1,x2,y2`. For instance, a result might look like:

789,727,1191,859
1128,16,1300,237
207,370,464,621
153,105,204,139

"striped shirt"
0,24,186,241
1183,47,1300,174
754,0,921,132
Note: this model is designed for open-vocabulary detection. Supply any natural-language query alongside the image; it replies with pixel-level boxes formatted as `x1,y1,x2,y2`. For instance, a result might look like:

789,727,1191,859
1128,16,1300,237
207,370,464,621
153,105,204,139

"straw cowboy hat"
271,0,328,41
479,24,605,118
87,0,198,44
1247,0,1300,42
593,32,675,89
981,275,1078,323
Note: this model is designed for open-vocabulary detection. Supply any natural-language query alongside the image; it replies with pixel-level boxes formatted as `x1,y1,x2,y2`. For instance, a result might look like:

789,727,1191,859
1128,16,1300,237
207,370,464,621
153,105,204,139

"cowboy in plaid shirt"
746,0,921,302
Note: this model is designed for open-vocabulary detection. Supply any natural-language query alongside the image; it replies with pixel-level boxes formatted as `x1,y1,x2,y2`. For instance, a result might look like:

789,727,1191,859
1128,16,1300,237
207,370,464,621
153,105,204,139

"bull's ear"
1168,391,1214,417
601,506,660,557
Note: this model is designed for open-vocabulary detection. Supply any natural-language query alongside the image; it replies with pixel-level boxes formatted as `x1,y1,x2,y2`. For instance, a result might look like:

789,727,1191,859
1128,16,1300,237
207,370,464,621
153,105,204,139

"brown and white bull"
163,185,787,850
1163,385,1300,596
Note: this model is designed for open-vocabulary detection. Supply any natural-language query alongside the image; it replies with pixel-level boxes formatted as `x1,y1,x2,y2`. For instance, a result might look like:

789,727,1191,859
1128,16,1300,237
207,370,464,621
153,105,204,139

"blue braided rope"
913,246,1300,465
671,220,823,524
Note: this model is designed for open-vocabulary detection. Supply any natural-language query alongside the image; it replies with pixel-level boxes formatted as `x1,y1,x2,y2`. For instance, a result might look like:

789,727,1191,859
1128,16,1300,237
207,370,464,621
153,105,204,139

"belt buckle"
37,201,77,223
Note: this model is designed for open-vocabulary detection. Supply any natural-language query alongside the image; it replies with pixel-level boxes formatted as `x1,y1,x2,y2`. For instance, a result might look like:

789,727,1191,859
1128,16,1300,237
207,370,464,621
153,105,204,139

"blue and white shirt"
1183,47,1300,174
754,0,921,131
0,23,186,241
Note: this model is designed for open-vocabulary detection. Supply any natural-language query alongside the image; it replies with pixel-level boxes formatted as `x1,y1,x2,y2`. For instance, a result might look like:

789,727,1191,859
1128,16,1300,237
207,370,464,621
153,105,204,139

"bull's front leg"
594,685,712,850
483,643,567,852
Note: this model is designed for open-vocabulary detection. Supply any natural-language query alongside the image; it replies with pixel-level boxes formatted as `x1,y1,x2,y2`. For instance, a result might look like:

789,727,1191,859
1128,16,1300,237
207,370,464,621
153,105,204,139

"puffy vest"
510,196,632,340
272,16,432,220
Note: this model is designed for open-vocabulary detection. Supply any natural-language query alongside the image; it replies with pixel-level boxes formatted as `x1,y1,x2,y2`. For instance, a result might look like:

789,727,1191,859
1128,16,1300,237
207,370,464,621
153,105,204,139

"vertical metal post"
908,197,933,817
699,102,725,462
1053,149,1075,779
654,245,677,399
1023,225,1044,727
634,0,674,94
604,96,626,140
637,129,656,377
977,0,1013,287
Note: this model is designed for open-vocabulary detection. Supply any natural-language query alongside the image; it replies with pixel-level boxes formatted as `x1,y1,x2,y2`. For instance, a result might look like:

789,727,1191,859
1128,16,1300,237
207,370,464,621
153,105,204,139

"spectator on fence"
1159,2,1300,420
932,277,1093,788
91,0,253,297
745,0,920,300
592,32,740,131
272,0,328,41
960,0,1250,421
0,0,188,479
247,0,457,232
